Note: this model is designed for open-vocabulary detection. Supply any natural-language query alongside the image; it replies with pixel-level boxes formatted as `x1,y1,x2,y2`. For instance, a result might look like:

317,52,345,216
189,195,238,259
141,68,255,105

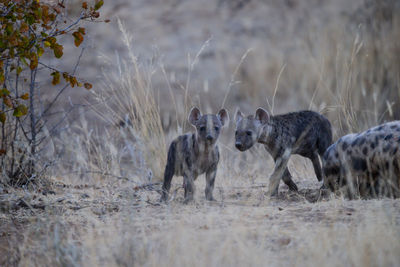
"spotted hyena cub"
235,108,332,196
323,121,400,198
160,107,229,203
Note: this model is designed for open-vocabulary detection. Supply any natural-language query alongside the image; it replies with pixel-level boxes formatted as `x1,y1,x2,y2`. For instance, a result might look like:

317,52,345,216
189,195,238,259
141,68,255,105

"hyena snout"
234,133,255,151
202,130,217,144
235,141,245,151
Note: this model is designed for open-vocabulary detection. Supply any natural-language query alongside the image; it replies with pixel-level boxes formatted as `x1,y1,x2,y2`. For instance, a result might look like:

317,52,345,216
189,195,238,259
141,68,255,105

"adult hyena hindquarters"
323,121,400,198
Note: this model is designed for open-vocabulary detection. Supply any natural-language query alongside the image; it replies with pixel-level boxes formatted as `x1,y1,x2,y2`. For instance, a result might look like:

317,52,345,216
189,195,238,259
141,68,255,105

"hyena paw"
288,183,298,192
159,194,168,203
268,189,279,198
206,195,216,201
183,197,194,204
319,183,327,190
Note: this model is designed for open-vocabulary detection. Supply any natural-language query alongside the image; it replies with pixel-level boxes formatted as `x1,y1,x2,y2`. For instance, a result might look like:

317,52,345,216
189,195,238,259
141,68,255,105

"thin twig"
222,48,252,108
61,170,139,182
36,105,75,146
49,13,85,37
39,46,85,120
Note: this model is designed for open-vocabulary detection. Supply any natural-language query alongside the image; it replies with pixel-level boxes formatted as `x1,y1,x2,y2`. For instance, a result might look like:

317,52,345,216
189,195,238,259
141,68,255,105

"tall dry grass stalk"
89,19,168,182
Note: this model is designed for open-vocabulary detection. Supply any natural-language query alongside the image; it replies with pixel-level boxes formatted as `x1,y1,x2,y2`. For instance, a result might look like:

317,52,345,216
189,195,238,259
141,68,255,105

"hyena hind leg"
160,142,176,202
282,168,298,192
160,174,173,202
310,152,323,182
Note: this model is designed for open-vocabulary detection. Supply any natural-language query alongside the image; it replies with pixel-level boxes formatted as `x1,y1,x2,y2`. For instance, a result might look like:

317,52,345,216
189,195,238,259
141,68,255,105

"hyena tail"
317,118,333,156
160,141,176,202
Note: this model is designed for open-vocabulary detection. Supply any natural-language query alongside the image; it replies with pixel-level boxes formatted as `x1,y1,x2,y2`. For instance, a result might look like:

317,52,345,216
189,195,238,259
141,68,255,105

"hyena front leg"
205,166,217,201
268,152,291,197
183,173,195,204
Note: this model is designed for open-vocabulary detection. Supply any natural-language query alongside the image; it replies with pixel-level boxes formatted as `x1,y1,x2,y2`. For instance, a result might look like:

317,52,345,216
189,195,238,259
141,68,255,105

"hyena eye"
214,126,220,131
200,126,206,132
246,131,252,136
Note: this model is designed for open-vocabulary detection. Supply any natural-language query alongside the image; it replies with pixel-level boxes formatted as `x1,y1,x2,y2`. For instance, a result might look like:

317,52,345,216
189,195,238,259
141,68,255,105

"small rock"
277,237,291,246
81,193,90,199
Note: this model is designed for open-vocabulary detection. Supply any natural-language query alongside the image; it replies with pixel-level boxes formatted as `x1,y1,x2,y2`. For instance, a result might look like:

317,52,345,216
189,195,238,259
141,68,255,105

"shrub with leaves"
0,0,104,186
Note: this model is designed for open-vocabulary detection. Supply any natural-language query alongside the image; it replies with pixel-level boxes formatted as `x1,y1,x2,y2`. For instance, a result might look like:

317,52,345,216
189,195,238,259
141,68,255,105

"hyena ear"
217,108,229,127
255,107,270,125
235,109,244,124
188,107,202,126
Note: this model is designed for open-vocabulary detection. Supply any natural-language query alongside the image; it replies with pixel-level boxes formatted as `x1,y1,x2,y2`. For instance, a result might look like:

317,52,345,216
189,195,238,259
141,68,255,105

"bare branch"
38,46,86,120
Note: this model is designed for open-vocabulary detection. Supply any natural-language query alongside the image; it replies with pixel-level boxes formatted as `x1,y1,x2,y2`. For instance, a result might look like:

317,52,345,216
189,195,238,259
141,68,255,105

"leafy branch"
0,0,105,185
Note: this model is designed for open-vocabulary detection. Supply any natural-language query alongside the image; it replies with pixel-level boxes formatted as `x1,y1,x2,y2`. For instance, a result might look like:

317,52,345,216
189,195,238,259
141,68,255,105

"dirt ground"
1,163,400,266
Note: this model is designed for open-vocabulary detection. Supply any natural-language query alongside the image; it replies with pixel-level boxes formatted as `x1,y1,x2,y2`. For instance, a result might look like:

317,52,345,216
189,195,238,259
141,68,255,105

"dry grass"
1,167,400,266
1,0,400,266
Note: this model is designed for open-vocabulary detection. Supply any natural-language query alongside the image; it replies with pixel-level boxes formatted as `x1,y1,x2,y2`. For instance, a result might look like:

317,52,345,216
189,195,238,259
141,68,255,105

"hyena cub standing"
323,121,400,198
235,108,332,196
160,107,229,203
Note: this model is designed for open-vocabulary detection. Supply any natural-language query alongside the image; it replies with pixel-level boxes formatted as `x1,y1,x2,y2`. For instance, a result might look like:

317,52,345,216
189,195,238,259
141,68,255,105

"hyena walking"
234,108,332,196
323,121,400,198
160,107,229,203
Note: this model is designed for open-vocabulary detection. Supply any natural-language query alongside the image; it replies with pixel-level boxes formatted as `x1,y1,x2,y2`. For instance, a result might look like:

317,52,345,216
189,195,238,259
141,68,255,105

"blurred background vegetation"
58,0,400,182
